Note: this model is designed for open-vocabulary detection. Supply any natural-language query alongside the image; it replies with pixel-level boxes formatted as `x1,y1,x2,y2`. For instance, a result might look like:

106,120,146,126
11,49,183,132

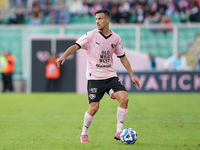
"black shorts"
87,77,126,103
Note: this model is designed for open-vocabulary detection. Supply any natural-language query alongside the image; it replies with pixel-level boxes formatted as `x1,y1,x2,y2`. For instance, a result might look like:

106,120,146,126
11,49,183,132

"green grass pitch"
0,93,200,150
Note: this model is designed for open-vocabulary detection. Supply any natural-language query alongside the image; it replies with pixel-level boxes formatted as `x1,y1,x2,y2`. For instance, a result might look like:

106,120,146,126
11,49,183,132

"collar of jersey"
99,31,112,39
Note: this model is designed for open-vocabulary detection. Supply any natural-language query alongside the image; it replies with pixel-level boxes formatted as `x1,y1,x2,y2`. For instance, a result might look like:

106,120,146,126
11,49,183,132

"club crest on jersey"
89,94,96,100
111,43,116,49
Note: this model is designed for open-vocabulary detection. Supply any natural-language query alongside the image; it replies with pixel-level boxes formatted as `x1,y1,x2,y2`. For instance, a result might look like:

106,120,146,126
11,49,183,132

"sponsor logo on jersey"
89,94,96,100
96,64,111,68
99,51,110,63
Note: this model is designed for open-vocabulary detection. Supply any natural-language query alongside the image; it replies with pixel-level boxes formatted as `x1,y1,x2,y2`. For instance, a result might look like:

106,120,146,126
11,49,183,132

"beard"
97,25,104,31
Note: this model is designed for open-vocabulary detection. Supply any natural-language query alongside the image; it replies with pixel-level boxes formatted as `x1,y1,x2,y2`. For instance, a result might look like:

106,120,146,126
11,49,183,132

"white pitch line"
0,115,200,118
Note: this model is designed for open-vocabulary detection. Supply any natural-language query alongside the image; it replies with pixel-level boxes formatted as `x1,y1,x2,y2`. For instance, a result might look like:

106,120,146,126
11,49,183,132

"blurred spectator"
45,0,52,6
13,0,27,7
89,0,102,16
45,53,60,92
129,0,138,14
27,0,45,9
0,51,7,75
54,0,64,11
187,0,200,22
68,0,83,16
152,12,161,23
164,52,186,71
143,12,153,24
29,5,44,25
101,0,112,11
3,0,200,25
138,0,148,15
158,0,167,15
118,0,131,23
138,0,148,14
111,0,120,11
110,5,121,23
178,0,189,22
148,53,156,70
135,4,145,23
160,14,173,33
148,0,159,16
1,51,16,92
166,0,178,17
151,12,161,32
57,6,71,24
32,0,41,7
79,0,90,16
0,51,7,92
178,0,189,13
48,5,58,24
43,4,53,16
147,0,153,5
9,7,24,24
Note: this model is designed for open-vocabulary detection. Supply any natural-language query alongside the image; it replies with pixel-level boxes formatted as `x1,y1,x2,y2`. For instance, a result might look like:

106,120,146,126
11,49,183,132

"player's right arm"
57,44,80,67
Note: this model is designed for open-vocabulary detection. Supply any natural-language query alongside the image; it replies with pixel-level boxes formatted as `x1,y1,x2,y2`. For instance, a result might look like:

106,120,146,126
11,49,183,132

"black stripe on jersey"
117,53,125,58
74,43,81,49
99,32,112,39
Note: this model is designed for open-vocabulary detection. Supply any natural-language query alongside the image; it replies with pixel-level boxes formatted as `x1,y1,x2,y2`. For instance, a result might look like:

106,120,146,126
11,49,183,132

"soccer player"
57,9,140,143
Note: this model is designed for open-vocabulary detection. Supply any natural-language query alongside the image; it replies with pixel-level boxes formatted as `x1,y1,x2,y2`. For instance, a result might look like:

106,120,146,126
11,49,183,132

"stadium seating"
27,28,60,35
170,15,181,23
140,28,174,58
0,25,199,81
71,15,95,24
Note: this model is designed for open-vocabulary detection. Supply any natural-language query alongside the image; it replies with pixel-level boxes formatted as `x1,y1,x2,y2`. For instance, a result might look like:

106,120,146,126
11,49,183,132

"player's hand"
56,57,65,67
131,76,140,89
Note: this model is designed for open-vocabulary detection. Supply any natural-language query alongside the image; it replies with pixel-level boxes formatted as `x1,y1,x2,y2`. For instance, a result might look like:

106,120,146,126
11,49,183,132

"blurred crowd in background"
0,0,200,25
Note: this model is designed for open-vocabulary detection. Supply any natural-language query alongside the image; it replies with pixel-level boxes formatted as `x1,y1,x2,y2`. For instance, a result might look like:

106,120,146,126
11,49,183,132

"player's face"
95,13,109,30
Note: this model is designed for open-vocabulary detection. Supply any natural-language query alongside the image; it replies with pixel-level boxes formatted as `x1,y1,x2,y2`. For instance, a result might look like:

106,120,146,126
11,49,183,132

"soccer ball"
120,128,137,144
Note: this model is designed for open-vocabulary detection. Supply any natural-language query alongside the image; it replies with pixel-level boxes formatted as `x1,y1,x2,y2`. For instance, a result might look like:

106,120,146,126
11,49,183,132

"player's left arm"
120,56,140,89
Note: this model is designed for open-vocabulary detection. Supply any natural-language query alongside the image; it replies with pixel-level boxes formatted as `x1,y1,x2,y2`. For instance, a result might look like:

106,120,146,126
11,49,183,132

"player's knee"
118,96,129,108
121,96,129,104
89,108,98,116
88,103,99,115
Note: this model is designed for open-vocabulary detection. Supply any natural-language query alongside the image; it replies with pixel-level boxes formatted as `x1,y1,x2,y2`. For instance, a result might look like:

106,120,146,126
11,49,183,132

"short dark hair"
95,9,111,18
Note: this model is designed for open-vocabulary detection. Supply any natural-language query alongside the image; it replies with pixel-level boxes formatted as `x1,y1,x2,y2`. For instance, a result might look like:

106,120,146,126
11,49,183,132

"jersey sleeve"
114,35,125,58
75,32,91,50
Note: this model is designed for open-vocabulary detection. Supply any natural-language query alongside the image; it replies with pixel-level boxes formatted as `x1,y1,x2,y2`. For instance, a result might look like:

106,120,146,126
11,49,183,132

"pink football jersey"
76,29,125,80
